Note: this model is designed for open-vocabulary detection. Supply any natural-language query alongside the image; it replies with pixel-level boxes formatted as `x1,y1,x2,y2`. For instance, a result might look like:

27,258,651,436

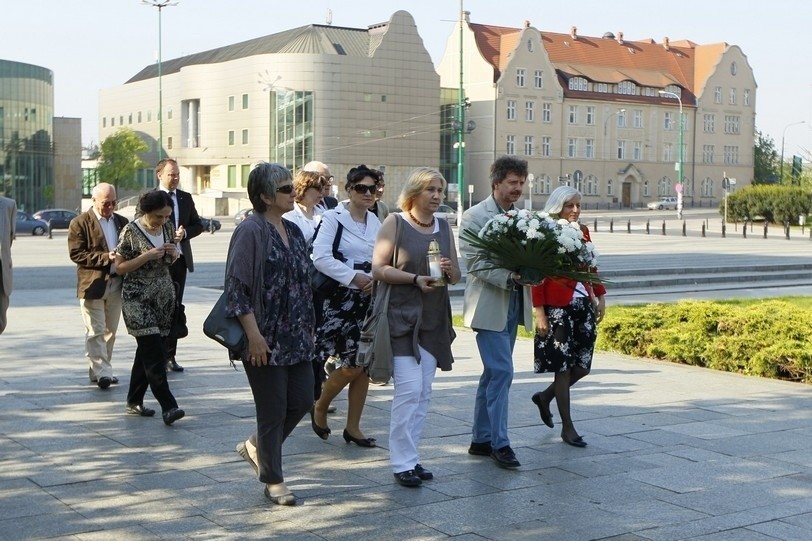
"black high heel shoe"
310,409,330,440
342,429,376,447
531,392,554,428
561,432,587,448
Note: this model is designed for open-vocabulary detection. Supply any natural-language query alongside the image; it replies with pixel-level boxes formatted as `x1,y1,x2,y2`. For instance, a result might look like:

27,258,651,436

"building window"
516,68,526,87
167,136,173,149
586,106,595,125
241,164,250,188
228,96,235,111
119,115,124,125
147,110,152,122
568,105,578,124
137,111,142,123
744,88,751,106
506,134,515,155
617,110,627,128
102,117,107,128
525,101,534,122
586,175,598,196
585,139,594,159
642,87,657,97
607,179,613,196
633,110,643,128
540,174,551,194
242,93,249,109
714,87,722,104
724,115,740,134
643,180,650,197
242,129,249,144
542,103,552,123
663,112,673,130
704,114,715,133
228,130,235,146
703,144,715,164
506,100,516,121
533,70,543,89
182,99,201,148
618,81,636,95
723,145,740,165
701,177,714,197
664,142,673,162
729,88,736,105
568,77,588,91
228,165,237,188
616,140,626,160
568,138,577,158
541,136,551,157
524,135,534,156
658,177,670,196
111,117,115,127
166,108,173,120
596,83,609,93
128,113,132,125
633,141,642,161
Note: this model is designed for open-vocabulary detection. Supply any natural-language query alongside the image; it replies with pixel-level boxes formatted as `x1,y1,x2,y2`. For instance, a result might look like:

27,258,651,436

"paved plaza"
2,216,811,540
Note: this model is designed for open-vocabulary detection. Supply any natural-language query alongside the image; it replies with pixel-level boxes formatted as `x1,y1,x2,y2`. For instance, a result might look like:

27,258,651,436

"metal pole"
780,121,805,182
456,1,465,223
157,4,163,160
659,91,683,219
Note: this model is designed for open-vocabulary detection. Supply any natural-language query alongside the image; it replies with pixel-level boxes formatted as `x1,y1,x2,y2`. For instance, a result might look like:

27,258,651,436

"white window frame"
516,68,526,87
506,100,516,121
568,138,577,158
542,103,552,123
525,101,534,122
534,70,543,89
506,134,515,155
568,105,578,124
585,138,594,159
524,135,534,156
541,136,551,157
633,110,643,128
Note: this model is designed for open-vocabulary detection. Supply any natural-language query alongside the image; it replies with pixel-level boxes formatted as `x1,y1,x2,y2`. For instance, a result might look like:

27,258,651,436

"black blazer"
171,188,204,272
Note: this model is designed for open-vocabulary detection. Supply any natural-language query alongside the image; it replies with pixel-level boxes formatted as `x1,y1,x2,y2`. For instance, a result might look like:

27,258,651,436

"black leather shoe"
166,358,184,372
310,409,331,440
125,404,156,417
342,429,376,447
531,392,554,428
162,408,185,425
97,377,112,390
561,433,587,448
414,463,433,480
490,446,521,468
468,441,492,456
394,470,422,487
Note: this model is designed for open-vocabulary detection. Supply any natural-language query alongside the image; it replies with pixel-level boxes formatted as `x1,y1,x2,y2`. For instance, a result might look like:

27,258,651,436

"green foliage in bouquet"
460,209,605,285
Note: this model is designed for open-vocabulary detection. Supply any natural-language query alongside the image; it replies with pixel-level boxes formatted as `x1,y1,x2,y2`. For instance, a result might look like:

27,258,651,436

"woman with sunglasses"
227,163,316,506
311,165,382,447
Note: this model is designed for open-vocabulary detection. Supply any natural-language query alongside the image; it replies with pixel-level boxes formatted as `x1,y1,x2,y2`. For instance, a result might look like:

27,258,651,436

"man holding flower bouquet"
459,156,535,469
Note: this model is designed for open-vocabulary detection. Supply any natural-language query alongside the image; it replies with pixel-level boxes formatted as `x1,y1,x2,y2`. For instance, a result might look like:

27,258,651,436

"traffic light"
722,177,730,190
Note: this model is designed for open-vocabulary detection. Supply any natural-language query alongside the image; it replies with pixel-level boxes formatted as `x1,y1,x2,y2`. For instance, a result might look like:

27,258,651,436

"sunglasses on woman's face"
350,184,377,195
276,184,294,194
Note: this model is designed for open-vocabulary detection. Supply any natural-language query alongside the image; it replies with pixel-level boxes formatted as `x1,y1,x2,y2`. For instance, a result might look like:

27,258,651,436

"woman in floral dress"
115,190,184,425
530,186,606,447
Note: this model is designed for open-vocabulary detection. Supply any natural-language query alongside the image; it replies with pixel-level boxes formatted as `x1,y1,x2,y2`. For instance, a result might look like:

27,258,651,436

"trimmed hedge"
721,185,811,224
596,300,812,383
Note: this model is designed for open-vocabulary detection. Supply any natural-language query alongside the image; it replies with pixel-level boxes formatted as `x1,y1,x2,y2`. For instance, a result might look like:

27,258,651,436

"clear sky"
3,0,811,158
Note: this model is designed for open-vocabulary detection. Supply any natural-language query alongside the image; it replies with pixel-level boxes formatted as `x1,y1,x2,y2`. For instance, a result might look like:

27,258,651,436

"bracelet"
412,274,418,285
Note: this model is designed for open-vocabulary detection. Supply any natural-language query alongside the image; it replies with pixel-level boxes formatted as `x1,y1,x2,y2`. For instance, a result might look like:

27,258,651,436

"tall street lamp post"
780,120,806,182
456,1,465,225
602,108,625,202
142,0,178,161
659,90,683,219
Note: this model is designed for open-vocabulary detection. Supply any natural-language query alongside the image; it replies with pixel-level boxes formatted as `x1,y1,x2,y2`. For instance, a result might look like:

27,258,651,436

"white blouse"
312,205,381,288
283,203,322,242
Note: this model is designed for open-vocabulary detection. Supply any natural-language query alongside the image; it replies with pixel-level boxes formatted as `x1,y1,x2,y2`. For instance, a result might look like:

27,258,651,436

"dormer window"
568,76,588,91
618,81,637,95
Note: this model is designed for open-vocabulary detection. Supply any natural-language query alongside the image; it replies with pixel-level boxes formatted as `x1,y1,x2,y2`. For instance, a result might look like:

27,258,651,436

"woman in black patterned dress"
115,190,184,425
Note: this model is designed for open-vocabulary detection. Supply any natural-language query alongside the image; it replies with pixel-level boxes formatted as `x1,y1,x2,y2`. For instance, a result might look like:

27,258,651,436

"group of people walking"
64,154,604,507
225,155,604,505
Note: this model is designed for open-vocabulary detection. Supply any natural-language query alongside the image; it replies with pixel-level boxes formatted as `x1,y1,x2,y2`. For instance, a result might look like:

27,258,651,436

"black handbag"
170,281,188,339
308,221,345,296
203,292,245,352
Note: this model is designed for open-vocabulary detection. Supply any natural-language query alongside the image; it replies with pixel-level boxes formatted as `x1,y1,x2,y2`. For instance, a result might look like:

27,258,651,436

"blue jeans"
471,290,521,450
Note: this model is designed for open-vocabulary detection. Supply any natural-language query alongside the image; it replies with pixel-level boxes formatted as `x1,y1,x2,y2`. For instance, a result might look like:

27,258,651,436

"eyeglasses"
276,184,294,194
96,200,117,207
351,184,377,195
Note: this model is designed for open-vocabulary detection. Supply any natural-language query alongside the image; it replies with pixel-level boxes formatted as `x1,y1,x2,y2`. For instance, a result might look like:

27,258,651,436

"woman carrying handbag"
371,167,460,487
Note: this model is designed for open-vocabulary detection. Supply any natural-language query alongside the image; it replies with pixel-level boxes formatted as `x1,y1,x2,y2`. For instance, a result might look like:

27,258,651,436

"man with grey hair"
68,183,129,389
0,195,15,334
303,161,338,210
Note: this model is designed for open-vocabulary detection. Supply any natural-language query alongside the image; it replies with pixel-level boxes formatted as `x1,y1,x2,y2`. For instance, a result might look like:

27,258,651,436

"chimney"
570,26,578,40
462,10,470,23
616,31,624,44
663,36,670,51
524,20,531,29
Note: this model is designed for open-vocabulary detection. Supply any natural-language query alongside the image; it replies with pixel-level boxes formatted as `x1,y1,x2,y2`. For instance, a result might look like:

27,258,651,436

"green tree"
753,129,778,184
96,129,148,190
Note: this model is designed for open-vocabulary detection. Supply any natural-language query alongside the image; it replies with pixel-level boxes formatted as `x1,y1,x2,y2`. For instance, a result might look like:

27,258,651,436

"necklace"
408,211,435,228
354,216,367,235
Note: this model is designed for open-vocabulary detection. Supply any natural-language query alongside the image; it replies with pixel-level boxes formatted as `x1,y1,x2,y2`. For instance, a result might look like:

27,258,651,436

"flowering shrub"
460,208,602,284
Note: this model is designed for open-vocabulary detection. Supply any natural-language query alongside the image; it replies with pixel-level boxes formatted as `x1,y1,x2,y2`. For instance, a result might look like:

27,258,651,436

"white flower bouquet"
460,208,604,285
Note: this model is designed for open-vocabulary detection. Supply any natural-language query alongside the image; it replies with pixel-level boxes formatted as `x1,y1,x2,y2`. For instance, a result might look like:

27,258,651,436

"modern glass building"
0,59,54,212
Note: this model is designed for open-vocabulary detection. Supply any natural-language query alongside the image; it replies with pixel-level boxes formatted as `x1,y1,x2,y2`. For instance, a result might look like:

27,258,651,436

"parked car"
16,211,48,236
646,197,678,210
33,208,79,230
433,204,458,226
234,208,254,225
199,217,222,233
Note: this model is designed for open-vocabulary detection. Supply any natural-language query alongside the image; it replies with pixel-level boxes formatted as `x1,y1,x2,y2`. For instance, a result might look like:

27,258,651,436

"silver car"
16,211,48,236
646,197,678,210
433,204,457,226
